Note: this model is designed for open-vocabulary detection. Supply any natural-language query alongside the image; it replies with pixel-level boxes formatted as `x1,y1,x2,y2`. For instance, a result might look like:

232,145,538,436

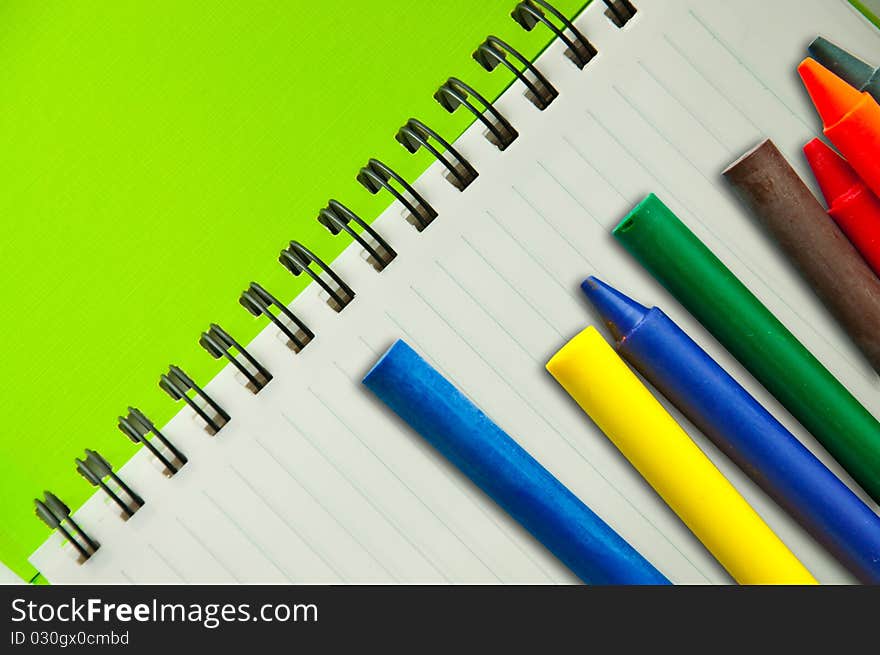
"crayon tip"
580,276,648,342
803,138,861,206
808,36,875,92
798,57,864,126
363,338,409,385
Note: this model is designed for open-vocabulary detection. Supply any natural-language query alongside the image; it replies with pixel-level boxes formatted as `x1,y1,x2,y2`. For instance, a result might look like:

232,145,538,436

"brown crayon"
723,139,880,373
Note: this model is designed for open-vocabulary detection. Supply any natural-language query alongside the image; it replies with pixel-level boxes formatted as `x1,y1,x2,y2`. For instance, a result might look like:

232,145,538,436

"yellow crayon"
546,326,816,585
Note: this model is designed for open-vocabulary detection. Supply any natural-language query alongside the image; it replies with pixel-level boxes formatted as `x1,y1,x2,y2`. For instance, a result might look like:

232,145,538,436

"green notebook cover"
0,0,586,580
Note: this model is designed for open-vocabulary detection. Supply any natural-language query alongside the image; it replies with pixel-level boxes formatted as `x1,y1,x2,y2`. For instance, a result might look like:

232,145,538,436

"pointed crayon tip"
580,276,649,342
803,138,861,207
798,57,864,126
808,36,875,92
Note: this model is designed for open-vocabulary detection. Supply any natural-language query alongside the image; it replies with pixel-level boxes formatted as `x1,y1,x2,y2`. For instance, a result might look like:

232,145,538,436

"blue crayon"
363,339,670,585
583,276,880,583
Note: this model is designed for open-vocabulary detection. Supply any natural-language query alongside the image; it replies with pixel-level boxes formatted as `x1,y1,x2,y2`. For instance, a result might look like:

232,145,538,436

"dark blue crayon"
363,339,670,585
582,276,880,584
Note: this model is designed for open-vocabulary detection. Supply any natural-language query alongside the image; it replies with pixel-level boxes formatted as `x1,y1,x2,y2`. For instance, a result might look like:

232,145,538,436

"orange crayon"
799,58,880,199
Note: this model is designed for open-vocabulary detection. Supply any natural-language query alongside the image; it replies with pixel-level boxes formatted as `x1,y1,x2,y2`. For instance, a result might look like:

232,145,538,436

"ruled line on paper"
309,382,504,583
147,543,188,583
175,517,243,583
227,464,347,582
408,284,569,436
660,33,762,134
435,260,543,365
408,284,714,584
483,209,572,296
460,234,566,339
535,161,604,229
584,106,701,213
330,359,359,383
635,59,734,156
611,84,727,180
510,185,598,269
560,135,629,202
253,438,400,582
358,335,381,357
687,8,813,131
280,409,452,582
202,491,296,582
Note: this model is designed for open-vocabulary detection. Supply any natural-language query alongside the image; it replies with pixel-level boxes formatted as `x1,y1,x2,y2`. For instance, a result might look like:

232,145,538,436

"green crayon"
613,193,880,504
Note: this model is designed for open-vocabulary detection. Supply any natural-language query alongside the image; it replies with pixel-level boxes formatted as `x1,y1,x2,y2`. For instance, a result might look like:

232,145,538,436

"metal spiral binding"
279,240,355,312
512,0,597,69
473,36,558,110
75,449,144,519
435,77,518,151
199,323,273,393
36,0,609,563
240,282,315,352
395,118,479,191
602,0,637,27
118,407,187,476
318,200,397,272
160,365,230,435
35,492,99,562
357,158,438,232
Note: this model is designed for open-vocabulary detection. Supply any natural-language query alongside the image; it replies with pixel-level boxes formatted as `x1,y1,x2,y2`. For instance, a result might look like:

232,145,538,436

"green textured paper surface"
0,0,585,580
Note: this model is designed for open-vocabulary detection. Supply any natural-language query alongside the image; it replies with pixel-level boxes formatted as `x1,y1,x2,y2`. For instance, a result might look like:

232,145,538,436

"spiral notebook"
28,0,880,584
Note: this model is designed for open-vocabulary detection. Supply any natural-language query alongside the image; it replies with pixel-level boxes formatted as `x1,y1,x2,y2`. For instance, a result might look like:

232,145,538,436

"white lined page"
32,0,880,584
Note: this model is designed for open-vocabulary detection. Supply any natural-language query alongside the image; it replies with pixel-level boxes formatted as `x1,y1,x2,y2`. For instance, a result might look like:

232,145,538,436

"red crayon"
799,58,880,199
804,138,880,279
